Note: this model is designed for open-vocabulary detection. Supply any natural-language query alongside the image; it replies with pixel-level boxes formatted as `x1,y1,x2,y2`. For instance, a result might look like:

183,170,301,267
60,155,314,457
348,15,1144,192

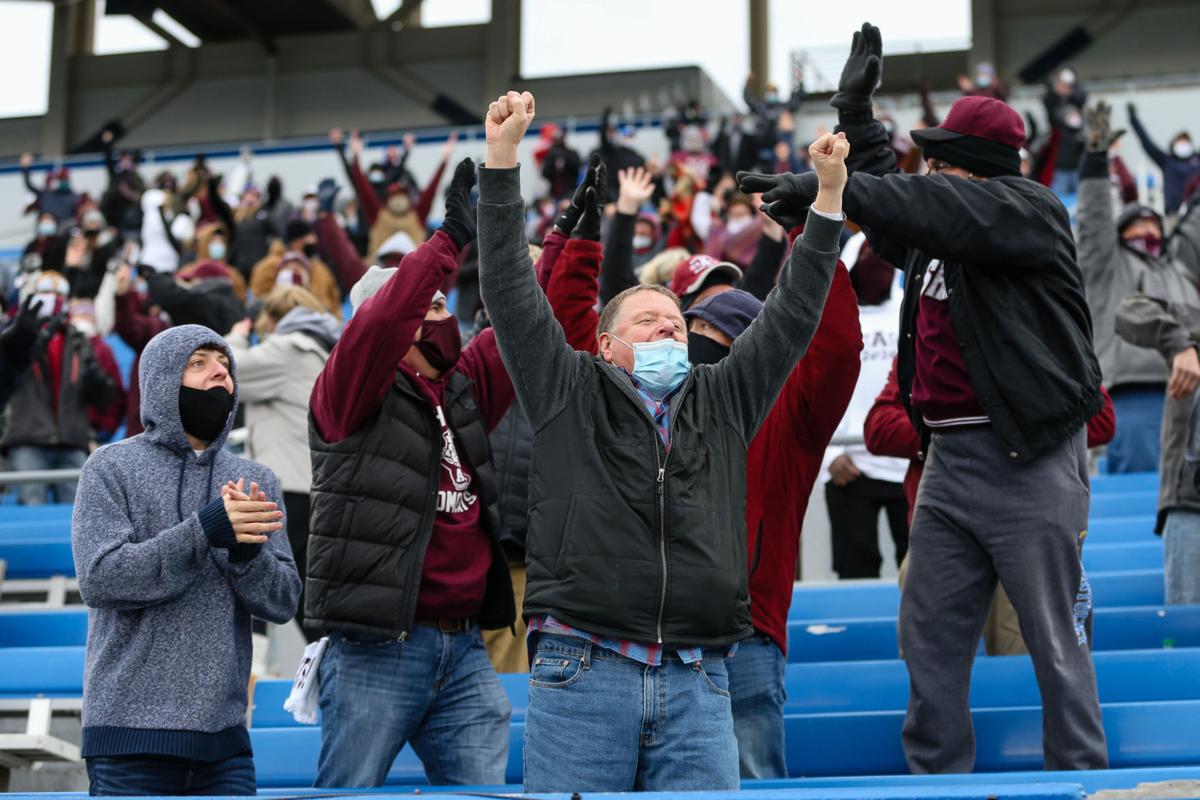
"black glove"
555,153,602,235
737,170,819,231
0,294,44,354
571,187,601,241
317,178,340,214
440,157,477,249
1085,100,1125,154
1126,102,1138,120
831,22,883,117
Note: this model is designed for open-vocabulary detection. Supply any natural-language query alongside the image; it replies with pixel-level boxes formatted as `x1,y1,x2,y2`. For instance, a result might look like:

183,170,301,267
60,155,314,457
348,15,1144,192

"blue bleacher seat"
0,609,87,647
786,605,1200,662
1087,516,1159,543
789,570,1164,621
0,646,84,697
0,539,76,579
785,700,1200,776
1089,491,1157,518
1089,472,1160,493
0,504,73,522
1083,542,1162,571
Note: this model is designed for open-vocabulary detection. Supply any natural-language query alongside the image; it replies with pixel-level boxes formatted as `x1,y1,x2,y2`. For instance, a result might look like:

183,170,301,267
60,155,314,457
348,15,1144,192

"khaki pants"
483,562,528,673
897,553,1027,657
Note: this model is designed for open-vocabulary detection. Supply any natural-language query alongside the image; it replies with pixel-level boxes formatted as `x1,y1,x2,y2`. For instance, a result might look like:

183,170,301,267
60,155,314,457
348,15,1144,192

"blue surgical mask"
208,240,227,261
37,220,56,237
610,335,691,397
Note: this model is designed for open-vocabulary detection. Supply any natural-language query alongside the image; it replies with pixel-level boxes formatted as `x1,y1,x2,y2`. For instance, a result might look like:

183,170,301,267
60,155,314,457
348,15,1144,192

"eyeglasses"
926,159,955,175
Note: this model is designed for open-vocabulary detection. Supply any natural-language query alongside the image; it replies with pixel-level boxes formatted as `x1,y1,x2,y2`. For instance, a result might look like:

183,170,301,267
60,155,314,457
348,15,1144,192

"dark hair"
596,285,681,338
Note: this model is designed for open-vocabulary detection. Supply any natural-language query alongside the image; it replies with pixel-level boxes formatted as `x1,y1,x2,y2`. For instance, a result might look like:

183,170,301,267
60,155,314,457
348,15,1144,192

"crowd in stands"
1,16,1200,798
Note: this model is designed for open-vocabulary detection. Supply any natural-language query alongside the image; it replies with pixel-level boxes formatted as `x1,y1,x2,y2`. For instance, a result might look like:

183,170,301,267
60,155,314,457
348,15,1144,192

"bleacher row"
0,469,1197,798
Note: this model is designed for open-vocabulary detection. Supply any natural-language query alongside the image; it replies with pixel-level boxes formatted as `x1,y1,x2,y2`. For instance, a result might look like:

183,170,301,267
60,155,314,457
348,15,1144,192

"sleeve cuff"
228,543,262,563
800,208,845,253
810,207,846,222
478,165,523,205
1079,151,1110,181
197,497,237,550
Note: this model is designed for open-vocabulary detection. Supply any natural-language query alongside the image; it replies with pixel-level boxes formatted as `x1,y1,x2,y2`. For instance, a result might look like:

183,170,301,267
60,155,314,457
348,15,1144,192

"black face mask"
179,386,233,443
302,243,318,259
688,331,731,365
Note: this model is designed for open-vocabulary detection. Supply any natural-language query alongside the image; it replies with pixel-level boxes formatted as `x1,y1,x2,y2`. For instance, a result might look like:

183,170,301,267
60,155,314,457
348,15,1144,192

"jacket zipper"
651,371,693,644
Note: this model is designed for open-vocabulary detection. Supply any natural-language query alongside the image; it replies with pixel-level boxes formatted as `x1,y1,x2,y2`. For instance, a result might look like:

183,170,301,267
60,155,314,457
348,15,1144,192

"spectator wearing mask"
68,297,127,444
1077,101,1200,473
139,187,183,275
776,23,1108,773
99,129,145,237
592,108,646,201
19,154,79,224
1116,241,1200,605
249,220,341,317
112,264,169,438
0,295,45,411
62,209,122,301
24,212,62,260
225,286,340,641
3,271,115,504
230,187,277,279
956,62,1008,102
823,238,910,579
306,160,516,788
539,128,583,200
545,198,861,780
1043,68,1088,197
71,324,300,796
184,224,247,302
479,90,845,793
1127,104,1200,219
702,192,764,270
713,113,762,176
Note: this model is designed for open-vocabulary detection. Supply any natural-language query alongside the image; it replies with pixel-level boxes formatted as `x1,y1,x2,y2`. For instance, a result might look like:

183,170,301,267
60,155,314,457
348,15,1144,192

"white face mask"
208,240,227,261
726,216,754,236
632,235,653,251
1173,141,1195,160
37,220,57,237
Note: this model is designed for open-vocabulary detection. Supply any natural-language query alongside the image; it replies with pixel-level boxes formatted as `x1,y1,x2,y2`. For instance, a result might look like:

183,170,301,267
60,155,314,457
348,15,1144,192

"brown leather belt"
416,618,473,633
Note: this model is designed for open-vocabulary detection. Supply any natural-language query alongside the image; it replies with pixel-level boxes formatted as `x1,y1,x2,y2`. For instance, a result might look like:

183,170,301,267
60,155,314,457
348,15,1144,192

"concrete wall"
0,18,735,159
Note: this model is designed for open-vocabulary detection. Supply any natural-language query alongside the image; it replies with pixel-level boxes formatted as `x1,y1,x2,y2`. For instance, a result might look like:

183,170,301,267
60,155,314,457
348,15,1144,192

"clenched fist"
809,131,850,196
485,91,536,169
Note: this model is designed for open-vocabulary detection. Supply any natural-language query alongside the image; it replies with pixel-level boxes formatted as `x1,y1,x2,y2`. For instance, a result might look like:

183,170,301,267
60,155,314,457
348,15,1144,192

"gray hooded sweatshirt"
71,324,301,760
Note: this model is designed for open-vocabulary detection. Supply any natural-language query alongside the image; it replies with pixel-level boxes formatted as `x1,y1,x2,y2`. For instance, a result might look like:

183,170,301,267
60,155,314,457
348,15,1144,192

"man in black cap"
739,23,1108,774
1077,100,1200,474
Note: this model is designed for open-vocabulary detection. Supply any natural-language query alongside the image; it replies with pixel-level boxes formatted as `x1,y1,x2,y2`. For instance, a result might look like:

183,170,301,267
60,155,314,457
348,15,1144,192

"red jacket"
112,291,169,437
864,356,1118,523
545,233,863,653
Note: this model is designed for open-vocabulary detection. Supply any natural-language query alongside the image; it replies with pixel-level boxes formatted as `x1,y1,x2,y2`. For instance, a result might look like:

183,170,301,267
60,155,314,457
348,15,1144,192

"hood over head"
139,325,238,453
274,305,342,352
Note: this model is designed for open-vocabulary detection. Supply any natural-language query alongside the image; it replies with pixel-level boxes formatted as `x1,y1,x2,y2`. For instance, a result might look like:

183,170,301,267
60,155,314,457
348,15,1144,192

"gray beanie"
349,264,446,315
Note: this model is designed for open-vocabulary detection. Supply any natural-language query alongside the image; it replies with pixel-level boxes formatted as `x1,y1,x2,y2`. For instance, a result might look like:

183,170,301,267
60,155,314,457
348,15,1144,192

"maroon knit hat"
911,96,1025,177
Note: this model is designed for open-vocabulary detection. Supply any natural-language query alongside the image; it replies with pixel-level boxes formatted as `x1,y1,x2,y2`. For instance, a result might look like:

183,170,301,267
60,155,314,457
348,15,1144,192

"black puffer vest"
305,369,515,639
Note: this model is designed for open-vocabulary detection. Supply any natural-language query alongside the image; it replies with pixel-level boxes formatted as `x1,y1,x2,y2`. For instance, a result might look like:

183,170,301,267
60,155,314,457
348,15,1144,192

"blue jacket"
72,324,301,760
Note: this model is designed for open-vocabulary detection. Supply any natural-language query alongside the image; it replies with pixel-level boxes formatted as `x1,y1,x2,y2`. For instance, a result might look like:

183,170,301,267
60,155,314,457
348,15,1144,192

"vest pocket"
554,497,580,564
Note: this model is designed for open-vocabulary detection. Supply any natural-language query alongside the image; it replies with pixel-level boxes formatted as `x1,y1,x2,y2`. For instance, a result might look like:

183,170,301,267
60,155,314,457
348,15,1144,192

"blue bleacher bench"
786,604,1200,662
789,570,1164,621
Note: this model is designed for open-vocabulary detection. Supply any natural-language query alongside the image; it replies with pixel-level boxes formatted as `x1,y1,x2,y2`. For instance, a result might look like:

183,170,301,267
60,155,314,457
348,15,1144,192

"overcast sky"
0,0,969,120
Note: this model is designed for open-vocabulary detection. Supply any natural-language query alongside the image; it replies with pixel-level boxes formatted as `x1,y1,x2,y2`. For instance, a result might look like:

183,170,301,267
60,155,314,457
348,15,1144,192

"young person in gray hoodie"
71,323,302,796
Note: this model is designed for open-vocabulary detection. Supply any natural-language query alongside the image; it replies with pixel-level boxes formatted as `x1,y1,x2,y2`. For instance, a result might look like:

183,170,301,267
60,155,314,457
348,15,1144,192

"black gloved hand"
555,153,602,235
831,22,883,117
317,178,340,214
0,294,45,353
737,170,819,231
591,160,608,207
571,187,601,241
1085,100,1125,154
440,157,477,249
1126,102,1138,120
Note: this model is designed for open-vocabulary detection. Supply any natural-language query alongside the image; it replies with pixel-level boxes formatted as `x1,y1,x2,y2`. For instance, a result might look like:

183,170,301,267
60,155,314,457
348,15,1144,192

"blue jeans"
523,633,739,793
86,753,255,796
315,625,510,788
1051,168,1080,197
728,634,788,778
1106,385,1165,474
7,446,87,505
1163,509,1200,604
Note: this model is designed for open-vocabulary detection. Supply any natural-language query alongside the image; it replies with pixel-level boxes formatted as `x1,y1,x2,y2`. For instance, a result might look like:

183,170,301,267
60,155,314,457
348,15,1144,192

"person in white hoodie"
225,285,341,640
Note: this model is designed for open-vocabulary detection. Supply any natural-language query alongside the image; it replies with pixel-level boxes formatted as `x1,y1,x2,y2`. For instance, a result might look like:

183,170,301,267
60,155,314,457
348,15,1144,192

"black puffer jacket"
489,401,534,562
306,370,515,639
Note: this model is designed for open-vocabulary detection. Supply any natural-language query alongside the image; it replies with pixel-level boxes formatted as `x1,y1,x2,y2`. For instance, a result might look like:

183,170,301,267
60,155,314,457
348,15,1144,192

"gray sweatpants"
898,426,1108,773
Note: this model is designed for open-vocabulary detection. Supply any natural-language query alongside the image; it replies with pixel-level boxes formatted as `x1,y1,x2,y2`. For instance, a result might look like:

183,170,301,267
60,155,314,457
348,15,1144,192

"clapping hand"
221,479,282,545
